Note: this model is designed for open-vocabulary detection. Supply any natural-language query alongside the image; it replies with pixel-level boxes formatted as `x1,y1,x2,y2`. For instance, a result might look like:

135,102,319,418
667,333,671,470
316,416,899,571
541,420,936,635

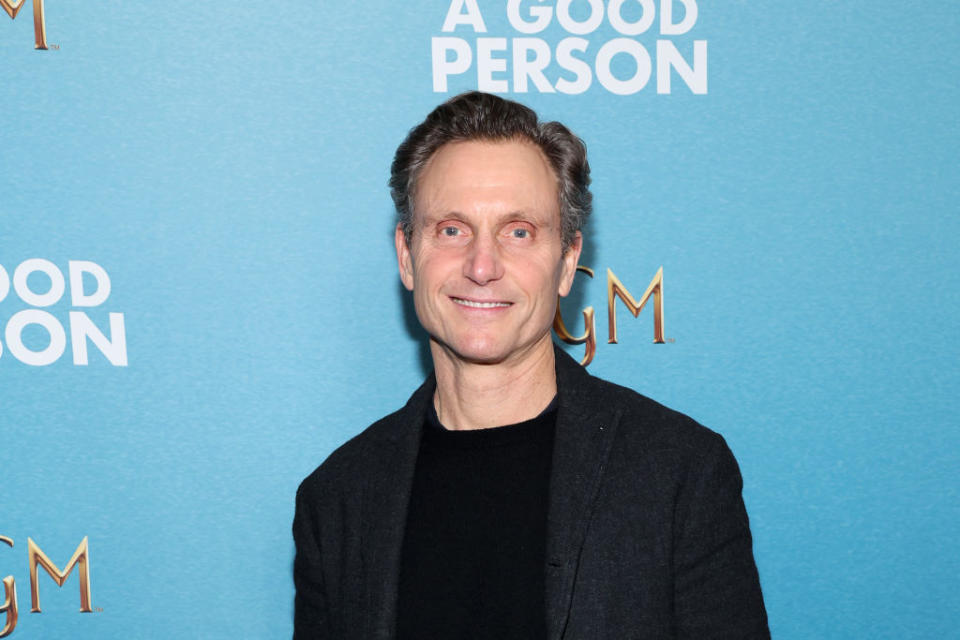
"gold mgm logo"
1,0,48,49
0,536,92,638
554,265,665,366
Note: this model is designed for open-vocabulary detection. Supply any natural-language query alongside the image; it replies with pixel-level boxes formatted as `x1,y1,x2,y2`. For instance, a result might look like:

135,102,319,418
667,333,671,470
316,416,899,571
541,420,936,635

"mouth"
451,297,512,309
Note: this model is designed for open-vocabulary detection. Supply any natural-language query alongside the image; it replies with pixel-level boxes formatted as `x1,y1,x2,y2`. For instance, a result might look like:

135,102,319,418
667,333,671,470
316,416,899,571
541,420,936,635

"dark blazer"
293,347,769,639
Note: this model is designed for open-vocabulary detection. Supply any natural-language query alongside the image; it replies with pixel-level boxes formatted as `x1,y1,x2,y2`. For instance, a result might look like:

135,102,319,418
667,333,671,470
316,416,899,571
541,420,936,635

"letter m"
607,267,665,344
28,537,92,613
0,0,48,50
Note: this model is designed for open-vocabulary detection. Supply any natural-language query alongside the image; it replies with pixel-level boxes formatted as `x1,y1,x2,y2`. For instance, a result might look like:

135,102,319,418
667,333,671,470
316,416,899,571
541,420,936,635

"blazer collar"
546,346,622,639
360,347,620,640
360,371,433,639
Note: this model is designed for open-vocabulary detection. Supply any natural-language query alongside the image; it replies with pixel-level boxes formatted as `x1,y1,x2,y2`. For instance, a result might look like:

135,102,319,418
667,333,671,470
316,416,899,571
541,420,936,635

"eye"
505,224,535,241
441,226,461,237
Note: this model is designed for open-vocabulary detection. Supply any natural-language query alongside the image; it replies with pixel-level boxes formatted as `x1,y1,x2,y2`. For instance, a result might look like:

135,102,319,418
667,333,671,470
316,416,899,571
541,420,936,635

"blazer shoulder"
296,403,411,502
296,370,434,502
555,345,728,458
589,373,729,457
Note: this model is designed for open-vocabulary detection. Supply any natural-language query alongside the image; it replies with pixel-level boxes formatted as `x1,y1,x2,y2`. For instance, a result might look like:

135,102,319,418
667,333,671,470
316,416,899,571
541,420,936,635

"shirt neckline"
423,395,558,449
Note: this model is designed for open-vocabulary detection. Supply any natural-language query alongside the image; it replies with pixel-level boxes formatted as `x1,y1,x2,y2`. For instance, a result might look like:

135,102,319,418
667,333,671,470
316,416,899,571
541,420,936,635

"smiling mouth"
451,297,512,309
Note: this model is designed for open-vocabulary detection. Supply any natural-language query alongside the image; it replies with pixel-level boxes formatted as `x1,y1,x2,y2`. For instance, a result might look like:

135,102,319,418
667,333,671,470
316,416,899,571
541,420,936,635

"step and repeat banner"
2,2,956,638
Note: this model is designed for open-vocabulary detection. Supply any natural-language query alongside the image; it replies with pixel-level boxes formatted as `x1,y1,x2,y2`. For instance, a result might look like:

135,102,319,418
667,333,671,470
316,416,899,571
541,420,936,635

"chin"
456,344,511,365
441,335,513,365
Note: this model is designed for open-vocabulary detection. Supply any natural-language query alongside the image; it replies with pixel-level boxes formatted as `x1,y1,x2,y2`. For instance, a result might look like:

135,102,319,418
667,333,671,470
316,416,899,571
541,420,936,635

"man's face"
396,139,581,366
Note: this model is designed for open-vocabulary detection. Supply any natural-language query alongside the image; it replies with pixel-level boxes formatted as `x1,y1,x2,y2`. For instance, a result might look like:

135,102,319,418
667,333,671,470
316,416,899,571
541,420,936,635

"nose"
463,233,504,285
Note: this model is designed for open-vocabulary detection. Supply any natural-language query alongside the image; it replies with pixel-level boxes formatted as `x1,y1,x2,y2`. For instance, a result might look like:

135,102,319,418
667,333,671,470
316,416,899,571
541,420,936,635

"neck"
430,336,558,430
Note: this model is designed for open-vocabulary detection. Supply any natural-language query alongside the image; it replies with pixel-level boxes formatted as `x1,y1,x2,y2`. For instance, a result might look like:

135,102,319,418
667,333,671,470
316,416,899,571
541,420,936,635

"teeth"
453,298,510,308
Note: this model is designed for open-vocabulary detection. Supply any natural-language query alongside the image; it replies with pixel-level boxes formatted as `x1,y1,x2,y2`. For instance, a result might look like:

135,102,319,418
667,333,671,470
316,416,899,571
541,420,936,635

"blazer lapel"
545,347,622,640
360,374,435,640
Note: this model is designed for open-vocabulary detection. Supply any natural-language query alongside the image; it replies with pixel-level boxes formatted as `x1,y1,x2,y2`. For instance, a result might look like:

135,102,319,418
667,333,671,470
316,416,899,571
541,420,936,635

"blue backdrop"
2,1,957,637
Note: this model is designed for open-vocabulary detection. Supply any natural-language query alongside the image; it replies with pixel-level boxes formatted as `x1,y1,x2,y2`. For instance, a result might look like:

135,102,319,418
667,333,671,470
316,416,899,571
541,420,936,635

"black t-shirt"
396,398,557,640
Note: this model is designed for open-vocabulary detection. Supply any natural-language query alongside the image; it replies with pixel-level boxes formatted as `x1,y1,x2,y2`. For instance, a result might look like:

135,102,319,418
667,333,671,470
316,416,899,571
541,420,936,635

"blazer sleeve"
672,433,770,639
293,479,331,639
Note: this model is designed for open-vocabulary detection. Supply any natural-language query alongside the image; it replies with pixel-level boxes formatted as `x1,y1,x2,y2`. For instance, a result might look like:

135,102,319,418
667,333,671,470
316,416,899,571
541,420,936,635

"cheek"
519,262,565,302
412,252,454,291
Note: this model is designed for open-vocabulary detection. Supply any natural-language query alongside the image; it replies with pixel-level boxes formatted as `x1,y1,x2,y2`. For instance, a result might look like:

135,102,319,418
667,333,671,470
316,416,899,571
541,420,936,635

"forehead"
414,139,559,220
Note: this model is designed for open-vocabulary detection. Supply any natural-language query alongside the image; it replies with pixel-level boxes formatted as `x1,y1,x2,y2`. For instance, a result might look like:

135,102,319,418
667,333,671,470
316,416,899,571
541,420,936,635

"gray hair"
389,91,591,250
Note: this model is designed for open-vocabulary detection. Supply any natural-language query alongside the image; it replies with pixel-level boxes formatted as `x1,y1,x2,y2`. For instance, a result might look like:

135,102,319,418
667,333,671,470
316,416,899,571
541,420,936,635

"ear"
557,231,583,297
395,223,415,291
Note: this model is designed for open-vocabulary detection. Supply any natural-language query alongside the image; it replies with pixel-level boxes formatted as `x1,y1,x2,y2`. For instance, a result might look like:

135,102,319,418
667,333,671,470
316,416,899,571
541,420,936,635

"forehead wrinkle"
413,139,562,231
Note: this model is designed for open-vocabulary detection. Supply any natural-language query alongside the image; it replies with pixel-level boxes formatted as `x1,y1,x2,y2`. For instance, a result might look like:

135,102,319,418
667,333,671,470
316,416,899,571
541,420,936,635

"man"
293,92,769,639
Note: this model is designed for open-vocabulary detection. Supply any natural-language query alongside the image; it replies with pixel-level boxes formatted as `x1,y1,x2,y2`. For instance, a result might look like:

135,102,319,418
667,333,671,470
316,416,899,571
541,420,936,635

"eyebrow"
421,210,556,228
